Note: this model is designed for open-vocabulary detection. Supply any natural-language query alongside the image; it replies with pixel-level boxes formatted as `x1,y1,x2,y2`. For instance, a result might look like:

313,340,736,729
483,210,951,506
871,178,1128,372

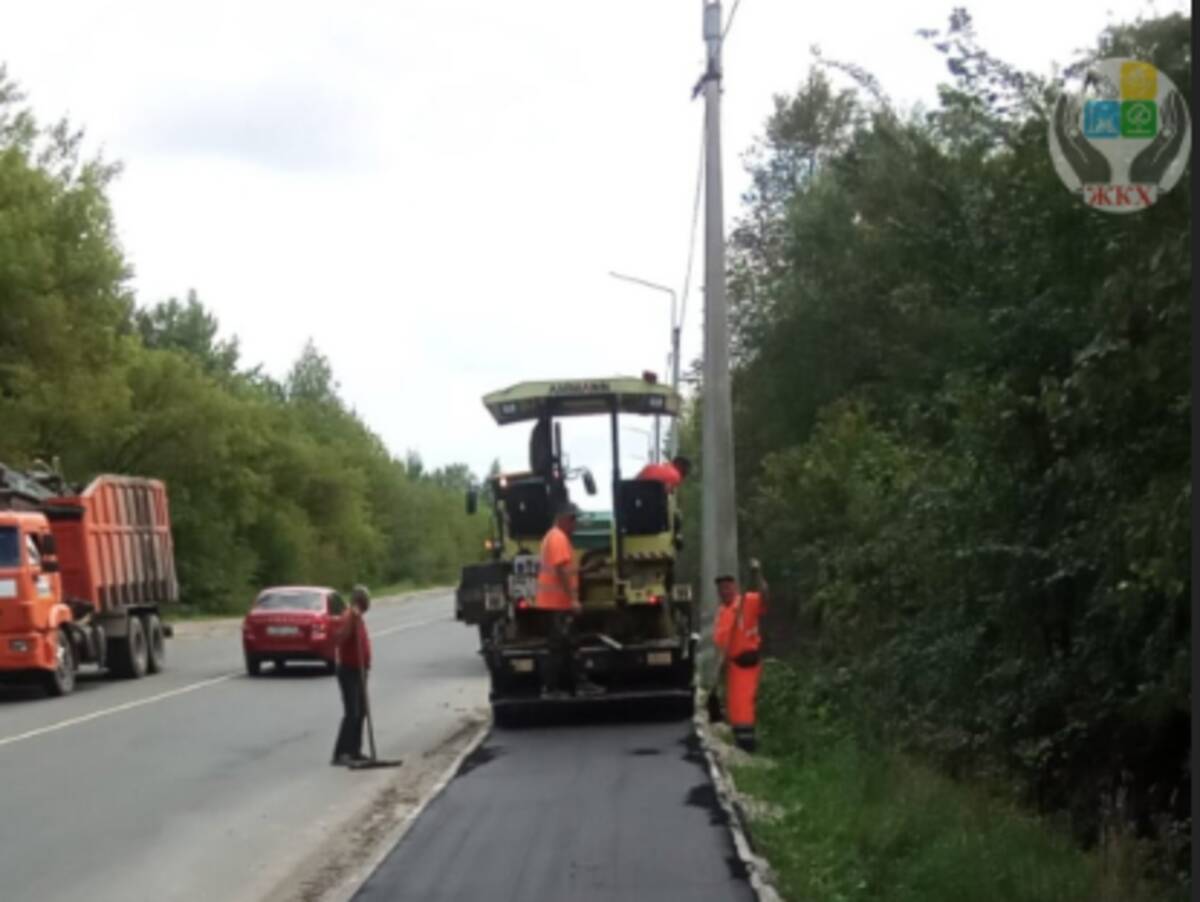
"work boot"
733,727,757,754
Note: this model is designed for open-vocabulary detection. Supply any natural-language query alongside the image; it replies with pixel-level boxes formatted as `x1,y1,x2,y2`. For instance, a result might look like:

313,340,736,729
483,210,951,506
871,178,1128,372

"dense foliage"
688,10,1190,883
0,67,486,611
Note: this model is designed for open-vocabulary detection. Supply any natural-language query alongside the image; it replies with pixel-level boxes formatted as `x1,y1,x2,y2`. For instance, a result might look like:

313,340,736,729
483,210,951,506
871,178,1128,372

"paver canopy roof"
483,377,681,425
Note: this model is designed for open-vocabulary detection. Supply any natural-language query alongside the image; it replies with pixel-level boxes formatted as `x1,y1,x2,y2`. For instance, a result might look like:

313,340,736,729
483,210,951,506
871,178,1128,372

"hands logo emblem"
1048,58,1190,213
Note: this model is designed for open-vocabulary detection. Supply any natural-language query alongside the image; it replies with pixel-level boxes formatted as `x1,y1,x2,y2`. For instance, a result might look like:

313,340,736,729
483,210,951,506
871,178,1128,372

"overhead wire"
721,0,743,40
678,116,706,344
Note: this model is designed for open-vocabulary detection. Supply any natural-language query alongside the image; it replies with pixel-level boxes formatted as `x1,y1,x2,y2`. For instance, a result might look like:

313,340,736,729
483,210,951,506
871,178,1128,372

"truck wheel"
43,629,76,697
144,614,166,674
110,616,149,679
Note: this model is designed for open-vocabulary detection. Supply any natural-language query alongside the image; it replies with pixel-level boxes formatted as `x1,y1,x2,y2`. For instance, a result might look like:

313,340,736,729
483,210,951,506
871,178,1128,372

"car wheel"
245,652,262,676
324,659,337,676
274,658,287,673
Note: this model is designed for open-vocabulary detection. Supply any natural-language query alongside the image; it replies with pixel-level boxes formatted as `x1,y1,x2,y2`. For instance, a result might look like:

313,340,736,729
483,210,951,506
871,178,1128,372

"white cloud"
1,0,1183,488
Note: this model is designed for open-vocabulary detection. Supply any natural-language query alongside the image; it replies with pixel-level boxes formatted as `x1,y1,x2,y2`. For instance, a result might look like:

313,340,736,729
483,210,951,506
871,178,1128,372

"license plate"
266,625,300,637
510,658,534,673
646,651,672,667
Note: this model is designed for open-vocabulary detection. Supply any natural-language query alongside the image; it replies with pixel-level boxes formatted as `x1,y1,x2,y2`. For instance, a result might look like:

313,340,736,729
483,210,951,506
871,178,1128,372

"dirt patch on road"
261,711,487,902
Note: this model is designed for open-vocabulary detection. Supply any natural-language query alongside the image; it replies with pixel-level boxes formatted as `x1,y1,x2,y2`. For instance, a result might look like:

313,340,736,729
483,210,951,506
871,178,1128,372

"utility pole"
697,0,739,681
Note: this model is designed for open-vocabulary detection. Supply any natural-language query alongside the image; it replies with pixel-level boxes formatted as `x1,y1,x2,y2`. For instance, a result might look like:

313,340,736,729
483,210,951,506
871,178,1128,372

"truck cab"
0,511,68,680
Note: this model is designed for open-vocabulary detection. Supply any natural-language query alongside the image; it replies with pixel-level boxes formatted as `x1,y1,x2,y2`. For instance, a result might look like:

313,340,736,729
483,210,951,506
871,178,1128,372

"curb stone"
693,697,784,902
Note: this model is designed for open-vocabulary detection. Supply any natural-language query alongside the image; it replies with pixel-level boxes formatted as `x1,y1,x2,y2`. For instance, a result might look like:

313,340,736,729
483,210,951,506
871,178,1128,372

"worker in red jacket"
713,561,767,753
636,455,691,491
331,585,372,766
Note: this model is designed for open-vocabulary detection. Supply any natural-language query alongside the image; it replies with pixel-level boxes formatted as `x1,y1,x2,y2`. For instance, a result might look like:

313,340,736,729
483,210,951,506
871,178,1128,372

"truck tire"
144,614,166,674
43,628,76,697
110,616,149,679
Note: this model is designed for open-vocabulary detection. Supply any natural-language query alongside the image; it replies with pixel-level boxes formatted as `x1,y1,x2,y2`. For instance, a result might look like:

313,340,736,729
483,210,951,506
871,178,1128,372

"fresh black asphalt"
355,712,755,901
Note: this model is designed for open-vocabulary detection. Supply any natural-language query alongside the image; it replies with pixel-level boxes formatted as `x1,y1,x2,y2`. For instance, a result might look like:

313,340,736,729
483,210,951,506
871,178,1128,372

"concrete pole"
699,0,739,682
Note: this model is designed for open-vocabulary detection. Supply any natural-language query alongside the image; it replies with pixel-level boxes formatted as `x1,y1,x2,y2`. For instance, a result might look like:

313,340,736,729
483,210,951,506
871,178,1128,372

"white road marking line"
0,672,239,749
0,616,450,749
373,615,449,638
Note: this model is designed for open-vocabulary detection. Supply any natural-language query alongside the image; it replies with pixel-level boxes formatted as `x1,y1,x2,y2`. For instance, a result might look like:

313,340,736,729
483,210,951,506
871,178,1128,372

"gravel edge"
693,697,784,902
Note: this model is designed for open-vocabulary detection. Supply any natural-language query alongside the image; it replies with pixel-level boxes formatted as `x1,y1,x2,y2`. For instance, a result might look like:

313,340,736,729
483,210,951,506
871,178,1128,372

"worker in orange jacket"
636,455,691,492
535,500,602,699
713,560,767,753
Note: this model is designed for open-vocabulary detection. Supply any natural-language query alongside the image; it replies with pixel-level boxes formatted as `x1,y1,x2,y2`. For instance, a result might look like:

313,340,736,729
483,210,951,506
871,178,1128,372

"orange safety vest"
714,591,764,660
714,591,765,728
535,525,577,610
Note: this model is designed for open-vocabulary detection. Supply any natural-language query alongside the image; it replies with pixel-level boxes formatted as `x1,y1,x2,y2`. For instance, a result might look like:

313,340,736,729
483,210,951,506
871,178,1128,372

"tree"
135,290,240,376
693,9,1191,880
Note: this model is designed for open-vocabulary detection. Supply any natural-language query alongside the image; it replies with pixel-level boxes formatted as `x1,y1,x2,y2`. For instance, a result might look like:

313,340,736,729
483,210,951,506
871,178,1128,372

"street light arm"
609,272,678,319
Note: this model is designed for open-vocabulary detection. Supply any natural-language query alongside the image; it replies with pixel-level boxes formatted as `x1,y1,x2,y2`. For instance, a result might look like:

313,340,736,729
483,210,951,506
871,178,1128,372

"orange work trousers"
725,661,762,727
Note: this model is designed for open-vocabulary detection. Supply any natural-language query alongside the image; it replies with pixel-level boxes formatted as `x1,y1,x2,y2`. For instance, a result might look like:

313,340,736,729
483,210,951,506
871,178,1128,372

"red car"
242,586,346,676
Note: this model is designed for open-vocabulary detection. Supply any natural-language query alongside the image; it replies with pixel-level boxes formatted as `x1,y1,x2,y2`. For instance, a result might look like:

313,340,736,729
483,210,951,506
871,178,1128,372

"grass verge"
727,660,1182,902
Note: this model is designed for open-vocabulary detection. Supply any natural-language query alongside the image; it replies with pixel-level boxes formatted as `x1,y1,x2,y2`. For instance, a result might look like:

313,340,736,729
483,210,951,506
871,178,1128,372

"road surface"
355,712,756,901
0,590,488,902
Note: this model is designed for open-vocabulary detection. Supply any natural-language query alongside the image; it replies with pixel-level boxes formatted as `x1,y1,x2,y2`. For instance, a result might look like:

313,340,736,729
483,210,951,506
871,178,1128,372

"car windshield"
0,527,18,567
254,591,324,612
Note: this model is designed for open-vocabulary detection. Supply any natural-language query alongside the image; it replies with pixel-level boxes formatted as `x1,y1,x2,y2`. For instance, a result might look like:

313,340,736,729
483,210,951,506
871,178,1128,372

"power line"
722,0,743,40
678,114,706,350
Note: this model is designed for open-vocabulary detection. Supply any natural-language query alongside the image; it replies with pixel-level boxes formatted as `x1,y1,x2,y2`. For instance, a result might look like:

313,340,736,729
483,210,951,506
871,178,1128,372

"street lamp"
609,271,683,460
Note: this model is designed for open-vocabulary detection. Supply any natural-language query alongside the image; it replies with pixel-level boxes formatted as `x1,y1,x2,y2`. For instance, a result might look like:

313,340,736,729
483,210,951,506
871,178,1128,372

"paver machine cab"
460,375,696,723
456,415,600,649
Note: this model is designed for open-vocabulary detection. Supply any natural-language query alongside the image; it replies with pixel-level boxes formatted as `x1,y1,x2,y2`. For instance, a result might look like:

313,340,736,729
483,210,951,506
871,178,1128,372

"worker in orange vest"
636,455,691,492
535,500,602,699
713,560,767,752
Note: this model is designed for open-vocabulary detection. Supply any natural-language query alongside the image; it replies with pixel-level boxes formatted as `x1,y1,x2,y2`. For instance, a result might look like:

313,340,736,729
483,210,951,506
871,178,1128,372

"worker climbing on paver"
636,454,691,492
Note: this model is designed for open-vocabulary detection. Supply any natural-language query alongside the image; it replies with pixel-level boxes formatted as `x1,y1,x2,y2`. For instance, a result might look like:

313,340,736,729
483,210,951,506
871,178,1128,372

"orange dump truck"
0,466,178,696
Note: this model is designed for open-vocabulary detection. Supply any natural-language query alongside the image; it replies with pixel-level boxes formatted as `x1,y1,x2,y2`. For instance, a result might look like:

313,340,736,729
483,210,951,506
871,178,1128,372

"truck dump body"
44,476,178,611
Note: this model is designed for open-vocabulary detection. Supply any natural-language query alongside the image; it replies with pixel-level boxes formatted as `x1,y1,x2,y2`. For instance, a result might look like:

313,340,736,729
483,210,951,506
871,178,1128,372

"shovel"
706,656,726,723
347,614,403,771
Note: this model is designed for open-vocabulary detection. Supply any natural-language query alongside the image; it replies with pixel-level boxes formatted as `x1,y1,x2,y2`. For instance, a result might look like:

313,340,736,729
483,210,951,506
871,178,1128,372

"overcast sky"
1,0,1180,505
